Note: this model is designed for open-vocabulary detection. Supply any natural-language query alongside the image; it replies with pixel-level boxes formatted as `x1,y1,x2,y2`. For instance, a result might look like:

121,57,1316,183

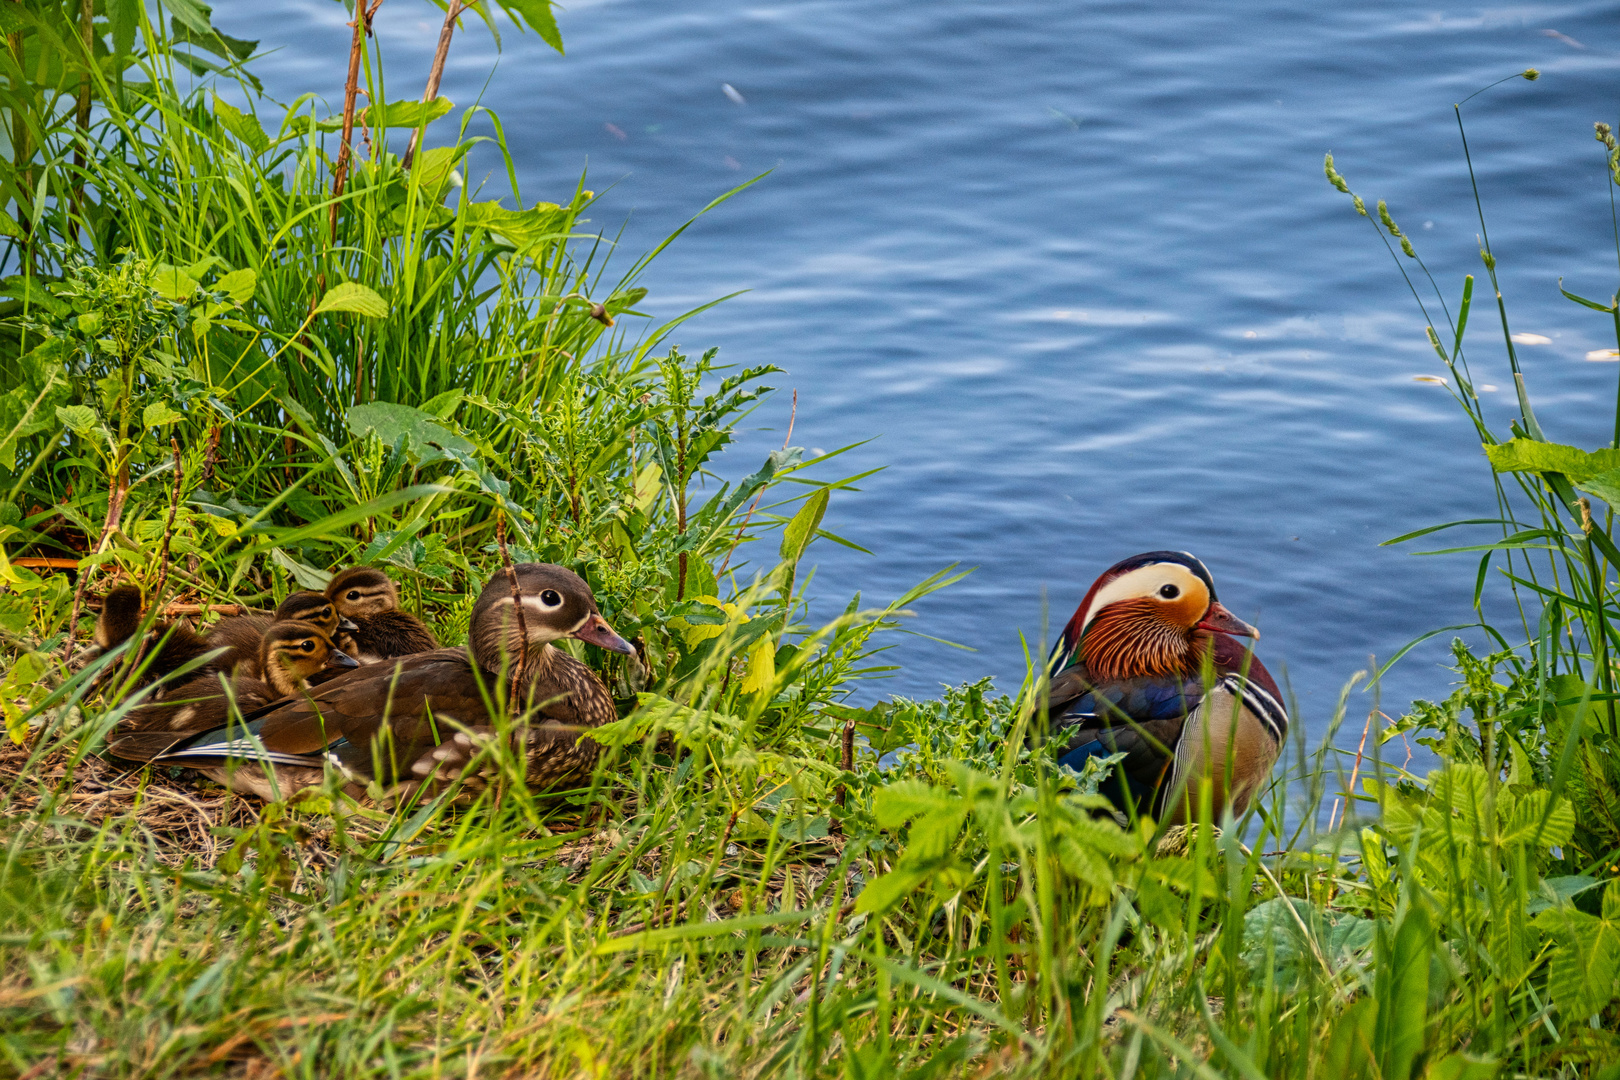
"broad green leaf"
853,865,928,915
1241,897,1377,989
142,401,185,428
369,97,455,128
1,651,49,743
1499,790,1574,848
170,13,257,60
269,547,332,591
183,255,223,280
1540,912,1620,1020
1427,1054,1502,1080
740,635,775,695
315,282,389,319
458,199,571,252
215,268,257,305
1576,466,1620,508
55,404,98,436
1529,875,1605,914
316,98,455,131
1483,438,1620,480
410,144,470,203
780,487,829,564
151,265,198,301
346,402,474,465
420,387,464,419
212,94,270,155
1377,903,1433,1080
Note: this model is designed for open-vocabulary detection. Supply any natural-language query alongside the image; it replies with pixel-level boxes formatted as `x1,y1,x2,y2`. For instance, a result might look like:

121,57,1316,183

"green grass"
0,14,1616,1079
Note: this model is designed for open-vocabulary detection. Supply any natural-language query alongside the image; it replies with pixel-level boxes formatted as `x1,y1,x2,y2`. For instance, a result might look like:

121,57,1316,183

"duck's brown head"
258,620,360,697
96,584,145,649
327,567,400,618
273,590,358,637
470,563,634,670
1054,551,1259,681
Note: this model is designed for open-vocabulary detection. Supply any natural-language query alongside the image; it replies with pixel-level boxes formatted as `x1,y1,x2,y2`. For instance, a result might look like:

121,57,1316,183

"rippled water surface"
235,0,1620,738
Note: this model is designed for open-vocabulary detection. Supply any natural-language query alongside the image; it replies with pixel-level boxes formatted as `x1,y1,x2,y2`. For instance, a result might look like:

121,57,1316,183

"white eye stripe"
496,595,568,615
1079,564,1206,635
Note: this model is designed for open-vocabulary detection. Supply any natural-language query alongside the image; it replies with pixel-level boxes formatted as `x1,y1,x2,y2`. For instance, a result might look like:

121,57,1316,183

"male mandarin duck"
105,564,633,802
1043,550,1288,822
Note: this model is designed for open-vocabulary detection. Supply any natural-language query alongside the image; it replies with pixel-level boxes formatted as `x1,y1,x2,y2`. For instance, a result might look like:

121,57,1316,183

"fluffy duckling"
106,564,632,802
326,567,439,663
109,620,359,736
207,591,357,678
90,584,218,695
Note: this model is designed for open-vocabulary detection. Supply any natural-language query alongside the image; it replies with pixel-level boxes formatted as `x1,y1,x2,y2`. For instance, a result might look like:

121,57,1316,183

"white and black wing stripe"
1218,673,1288,745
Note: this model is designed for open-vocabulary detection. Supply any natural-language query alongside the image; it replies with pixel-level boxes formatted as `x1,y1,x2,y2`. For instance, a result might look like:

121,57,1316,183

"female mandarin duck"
1044,550,1288,822
106,564,633,802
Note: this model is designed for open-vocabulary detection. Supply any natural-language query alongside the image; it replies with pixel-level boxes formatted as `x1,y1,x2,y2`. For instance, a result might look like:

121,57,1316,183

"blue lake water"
234,1,1620,748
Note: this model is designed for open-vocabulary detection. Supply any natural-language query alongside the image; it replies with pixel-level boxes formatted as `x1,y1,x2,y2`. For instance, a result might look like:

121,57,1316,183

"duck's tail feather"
105,730,188,762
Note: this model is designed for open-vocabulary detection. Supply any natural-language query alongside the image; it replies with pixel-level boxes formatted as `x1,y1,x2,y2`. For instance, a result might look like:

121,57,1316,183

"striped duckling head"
258,620,359,697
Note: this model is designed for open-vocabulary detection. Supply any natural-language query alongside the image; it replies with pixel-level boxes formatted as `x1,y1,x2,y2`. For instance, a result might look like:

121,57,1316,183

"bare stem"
152,439,184,606
329,0,384,241
403,0,465,169
496,510,531,696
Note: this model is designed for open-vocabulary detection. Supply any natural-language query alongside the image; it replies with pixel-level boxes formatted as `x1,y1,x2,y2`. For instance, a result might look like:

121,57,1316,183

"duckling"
109,620,359,736
89,584,219,695
106,564,633,802
207,591,358,678
326,566,438,663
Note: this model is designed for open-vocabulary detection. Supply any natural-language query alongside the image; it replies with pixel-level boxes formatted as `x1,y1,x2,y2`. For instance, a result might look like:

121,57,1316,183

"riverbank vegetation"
0,9,1615,1077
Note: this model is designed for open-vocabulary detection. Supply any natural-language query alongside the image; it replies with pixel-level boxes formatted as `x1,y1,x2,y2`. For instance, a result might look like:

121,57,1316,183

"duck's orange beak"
572,612,635,654
1196,601,1259,639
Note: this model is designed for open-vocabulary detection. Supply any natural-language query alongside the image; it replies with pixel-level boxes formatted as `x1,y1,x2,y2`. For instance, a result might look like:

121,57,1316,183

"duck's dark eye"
1159,584,1180,600
301,640,316,652
540,589,562,607
347,591,360,601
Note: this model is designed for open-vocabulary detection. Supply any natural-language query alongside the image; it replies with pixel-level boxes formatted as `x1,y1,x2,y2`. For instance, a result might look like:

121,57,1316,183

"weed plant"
0,11,1616,1078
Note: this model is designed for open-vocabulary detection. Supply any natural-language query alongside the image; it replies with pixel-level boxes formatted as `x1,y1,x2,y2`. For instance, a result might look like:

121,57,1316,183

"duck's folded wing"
1045,669,1209,805
114,650,488,776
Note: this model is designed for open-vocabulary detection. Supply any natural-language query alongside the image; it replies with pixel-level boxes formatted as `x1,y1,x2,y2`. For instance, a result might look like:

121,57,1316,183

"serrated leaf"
55,404,98,436
142,401,184,428
315,282,388,319
501,0,564,53
1484,438,1620,481
871,780,955,828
